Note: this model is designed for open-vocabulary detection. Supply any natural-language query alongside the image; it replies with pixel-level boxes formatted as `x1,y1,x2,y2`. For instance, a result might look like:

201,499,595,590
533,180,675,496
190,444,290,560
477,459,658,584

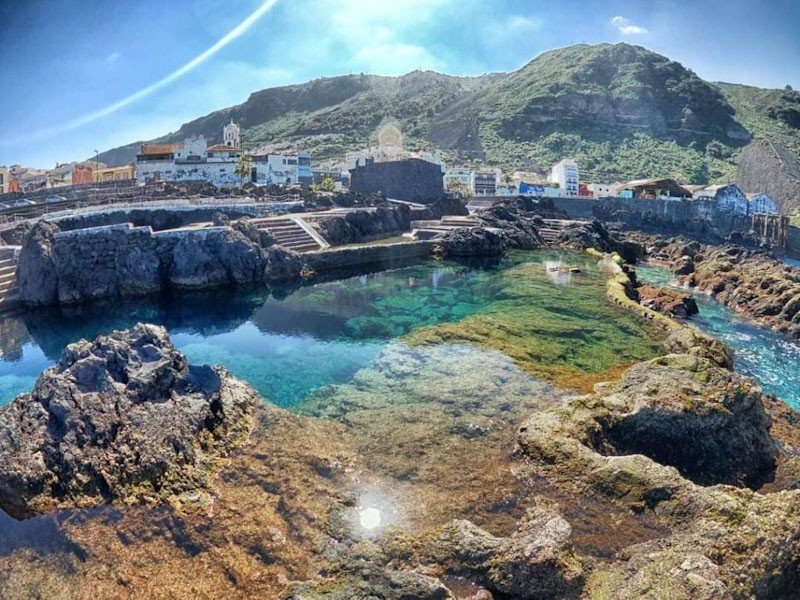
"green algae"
403,252,665,392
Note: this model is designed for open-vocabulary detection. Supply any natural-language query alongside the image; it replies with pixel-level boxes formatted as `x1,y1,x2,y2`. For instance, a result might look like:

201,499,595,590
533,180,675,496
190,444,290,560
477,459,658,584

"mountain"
98,43,800,198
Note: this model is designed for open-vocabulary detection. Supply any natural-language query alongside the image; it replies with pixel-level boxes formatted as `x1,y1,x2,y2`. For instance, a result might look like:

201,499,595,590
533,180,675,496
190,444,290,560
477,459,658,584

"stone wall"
546,196,788,245
349,159,444,203
51,205,261,232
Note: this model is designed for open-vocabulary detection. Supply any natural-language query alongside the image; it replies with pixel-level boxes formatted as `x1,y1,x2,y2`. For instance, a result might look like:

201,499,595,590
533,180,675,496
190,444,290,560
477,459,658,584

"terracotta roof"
207,144,240,152
140,143,180,155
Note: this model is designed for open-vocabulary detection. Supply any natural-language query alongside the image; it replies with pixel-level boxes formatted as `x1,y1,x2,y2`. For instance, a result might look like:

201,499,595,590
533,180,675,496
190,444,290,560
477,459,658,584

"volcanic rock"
0,323,256,518
439,227,507,258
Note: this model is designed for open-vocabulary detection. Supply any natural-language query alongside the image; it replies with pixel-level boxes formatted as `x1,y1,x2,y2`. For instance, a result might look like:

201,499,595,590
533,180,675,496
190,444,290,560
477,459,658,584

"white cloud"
611,15,648,35
507,15,543,32
105,52,121,64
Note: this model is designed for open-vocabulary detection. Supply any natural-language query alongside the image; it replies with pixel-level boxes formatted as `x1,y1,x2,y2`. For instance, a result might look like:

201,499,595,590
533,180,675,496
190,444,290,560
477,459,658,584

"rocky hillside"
99,43,800,195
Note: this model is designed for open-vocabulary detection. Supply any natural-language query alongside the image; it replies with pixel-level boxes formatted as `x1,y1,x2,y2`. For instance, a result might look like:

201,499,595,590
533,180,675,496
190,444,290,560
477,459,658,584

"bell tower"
223,120,240,148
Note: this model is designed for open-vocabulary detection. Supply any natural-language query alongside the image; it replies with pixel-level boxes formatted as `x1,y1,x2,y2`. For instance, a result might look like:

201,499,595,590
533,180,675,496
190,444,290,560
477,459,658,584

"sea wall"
548,196,787,245
16,220,439,307
51,205,262,232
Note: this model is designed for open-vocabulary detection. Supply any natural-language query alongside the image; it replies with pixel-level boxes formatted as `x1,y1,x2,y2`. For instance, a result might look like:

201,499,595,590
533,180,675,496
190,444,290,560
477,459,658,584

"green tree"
235,154,253,185
320,177,336,192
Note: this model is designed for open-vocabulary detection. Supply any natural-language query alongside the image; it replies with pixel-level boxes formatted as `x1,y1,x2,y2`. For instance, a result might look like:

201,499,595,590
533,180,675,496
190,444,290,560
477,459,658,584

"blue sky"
1,0,798,168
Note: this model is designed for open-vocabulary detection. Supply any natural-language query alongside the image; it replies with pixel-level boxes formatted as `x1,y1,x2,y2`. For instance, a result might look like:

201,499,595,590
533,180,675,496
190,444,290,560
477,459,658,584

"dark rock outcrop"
167,228,265,288
557,220,644,263
476,204,545,249
17,221,61,305
439,227,507,258
0,323,256,518
316,205,411,245
263,245,305,284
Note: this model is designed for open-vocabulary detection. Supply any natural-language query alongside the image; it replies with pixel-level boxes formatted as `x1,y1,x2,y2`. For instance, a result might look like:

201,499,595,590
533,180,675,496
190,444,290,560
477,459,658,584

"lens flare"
11,0,280,144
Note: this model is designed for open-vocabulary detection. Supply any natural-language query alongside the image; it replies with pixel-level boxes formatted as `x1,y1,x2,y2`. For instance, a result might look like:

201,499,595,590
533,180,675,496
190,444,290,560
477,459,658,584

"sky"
1,0,798,168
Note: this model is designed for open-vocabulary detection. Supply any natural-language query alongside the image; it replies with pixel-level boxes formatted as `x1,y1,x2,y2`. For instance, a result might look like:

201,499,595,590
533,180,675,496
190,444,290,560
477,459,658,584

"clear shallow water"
0,251,660,407
637,264,800,410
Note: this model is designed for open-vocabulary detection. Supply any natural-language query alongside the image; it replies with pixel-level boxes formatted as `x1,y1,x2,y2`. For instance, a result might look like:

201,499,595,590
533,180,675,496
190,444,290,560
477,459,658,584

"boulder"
17,220,60,305
168,228,265,288
662,326,733,369
427,505,584,599
488,506,585,599
0,323,256,518
439,227,507,258
264,245,305,284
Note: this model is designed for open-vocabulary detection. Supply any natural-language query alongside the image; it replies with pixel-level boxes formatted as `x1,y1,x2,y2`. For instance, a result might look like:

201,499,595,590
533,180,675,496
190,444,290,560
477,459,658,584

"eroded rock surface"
0,323,256,518
439,227,507,258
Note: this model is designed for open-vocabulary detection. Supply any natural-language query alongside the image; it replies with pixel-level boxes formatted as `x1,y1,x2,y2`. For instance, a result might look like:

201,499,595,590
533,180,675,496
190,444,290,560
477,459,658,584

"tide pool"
0,251,663,407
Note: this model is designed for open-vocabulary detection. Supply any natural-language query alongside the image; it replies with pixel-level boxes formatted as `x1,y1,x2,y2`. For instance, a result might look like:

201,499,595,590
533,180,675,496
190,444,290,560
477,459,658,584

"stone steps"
255,217,322,252
0,248,20,306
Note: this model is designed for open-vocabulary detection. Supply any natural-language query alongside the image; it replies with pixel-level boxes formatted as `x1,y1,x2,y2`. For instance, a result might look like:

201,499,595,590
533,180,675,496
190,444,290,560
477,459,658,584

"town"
0,120,781,220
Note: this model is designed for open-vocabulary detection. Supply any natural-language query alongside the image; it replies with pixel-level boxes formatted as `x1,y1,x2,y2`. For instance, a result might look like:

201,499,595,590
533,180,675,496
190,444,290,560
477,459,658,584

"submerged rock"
0,323,256,518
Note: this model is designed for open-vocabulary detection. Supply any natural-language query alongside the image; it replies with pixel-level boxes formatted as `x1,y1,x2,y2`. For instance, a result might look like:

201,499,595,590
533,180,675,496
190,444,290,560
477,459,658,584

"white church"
135,121,244,187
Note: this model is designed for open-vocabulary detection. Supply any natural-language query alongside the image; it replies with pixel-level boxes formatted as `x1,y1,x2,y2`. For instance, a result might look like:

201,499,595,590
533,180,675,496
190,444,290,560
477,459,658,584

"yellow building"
94,165,135,183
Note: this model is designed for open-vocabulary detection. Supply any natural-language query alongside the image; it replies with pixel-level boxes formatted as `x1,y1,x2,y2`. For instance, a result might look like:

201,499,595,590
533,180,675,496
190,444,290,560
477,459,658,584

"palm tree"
235,154,253,186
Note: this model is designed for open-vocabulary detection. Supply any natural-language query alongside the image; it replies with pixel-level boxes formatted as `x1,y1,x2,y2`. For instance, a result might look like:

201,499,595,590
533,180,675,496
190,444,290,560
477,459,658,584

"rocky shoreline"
629,233,800,339
0,238,799,597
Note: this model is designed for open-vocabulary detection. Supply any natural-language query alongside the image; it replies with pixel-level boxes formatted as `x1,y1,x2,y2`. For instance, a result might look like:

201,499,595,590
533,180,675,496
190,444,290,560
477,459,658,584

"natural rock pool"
0,250,662,407
637,263,800,410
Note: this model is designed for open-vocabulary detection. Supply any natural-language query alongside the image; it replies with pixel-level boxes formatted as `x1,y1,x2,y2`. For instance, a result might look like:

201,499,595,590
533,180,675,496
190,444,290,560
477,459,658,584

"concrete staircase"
249,216,329,252
0,247,20,308
539,219,586,244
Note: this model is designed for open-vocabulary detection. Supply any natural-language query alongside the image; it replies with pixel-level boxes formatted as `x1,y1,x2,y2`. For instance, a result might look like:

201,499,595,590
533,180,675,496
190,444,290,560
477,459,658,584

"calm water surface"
637,263,800,410
0,251,659,407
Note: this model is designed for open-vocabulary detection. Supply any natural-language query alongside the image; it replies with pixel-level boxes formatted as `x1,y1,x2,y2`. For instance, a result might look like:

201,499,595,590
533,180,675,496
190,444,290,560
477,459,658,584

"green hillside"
98,43,800,188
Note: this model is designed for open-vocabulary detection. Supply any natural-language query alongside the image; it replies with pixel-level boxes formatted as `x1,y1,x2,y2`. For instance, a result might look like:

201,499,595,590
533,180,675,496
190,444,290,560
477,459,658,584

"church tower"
223,120,240,148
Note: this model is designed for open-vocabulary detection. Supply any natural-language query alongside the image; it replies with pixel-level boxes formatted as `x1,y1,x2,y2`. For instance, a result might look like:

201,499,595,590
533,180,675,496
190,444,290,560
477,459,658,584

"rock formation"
439,227,507,258
0,323,256,518
315,204,411,245
642,235,800,338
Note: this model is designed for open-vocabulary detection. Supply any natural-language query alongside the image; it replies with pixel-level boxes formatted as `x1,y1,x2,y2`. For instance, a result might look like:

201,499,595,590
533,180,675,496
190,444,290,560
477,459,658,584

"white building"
135,124,248,187
694,184,748,215
251,151,313,186
550,159,579,197
444,169,472,192
588,183,615,197
0,166,7,194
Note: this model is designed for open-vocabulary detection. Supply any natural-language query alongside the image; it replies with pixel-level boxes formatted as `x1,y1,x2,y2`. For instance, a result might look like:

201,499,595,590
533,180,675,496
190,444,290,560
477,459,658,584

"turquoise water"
0,262,501,407
0,251,663,407
4,252,631,407
637,264,800,410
